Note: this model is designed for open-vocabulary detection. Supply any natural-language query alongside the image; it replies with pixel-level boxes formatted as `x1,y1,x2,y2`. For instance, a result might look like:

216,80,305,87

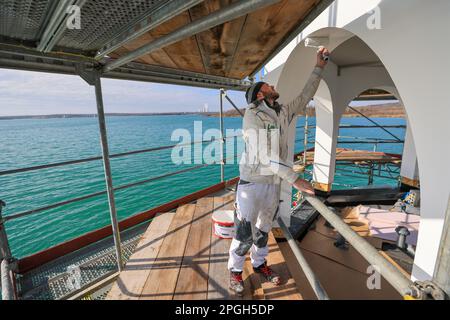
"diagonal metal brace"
75,64,101,86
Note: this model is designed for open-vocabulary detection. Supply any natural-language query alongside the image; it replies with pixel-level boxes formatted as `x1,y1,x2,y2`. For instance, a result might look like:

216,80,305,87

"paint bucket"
212,210,235,239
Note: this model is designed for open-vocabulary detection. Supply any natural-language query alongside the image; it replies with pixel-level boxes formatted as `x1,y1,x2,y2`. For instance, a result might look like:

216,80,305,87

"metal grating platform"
0,0,332,81
289,201,320,241
56,0,170,51
0,0,56,41
18,221,150,300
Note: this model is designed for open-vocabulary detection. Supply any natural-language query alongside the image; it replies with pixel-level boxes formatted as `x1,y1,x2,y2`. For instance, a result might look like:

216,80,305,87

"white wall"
401,121,420,186
265,0,383,73
344,0,450,282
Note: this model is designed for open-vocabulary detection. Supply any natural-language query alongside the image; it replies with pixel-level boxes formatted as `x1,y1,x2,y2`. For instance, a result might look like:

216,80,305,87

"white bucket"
212,210,235,239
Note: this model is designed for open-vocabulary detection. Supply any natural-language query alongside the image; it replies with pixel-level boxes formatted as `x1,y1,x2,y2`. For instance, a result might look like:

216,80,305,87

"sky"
0,69,248,116
0,68,395,117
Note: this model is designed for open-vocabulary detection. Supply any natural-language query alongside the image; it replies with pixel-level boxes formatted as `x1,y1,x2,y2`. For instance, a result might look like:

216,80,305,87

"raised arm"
286,48,329,119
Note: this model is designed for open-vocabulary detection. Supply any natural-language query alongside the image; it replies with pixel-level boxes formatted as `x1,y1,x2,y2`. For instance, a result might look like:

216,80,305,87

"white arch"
276,0,450,281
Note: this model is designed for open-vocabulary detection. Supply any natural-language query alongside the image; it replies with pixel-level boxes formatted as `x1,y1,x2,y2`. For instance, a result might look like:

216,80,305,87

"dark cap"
245,82,266,105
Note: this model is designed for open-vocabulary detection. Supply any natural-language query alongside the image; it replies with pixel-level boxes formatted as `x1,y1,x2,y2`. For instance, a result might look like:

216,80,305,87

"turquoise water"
0,115,405,258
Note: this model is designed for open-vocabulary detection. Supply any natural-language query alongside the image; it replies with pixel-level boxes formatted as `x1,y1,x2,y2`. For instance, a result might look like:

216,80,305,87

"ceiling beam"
37,0,87,53
0,52,249,91
102,0,281,73
96,0,205,60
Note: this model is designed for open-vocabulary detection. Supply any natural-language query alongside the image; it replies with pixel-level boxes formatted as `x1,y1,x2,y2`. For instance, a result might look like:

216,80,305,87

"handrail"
338,135,401,142
4,163,215,222
338,140,404,144
297,124,407,130
1,201,16,300
1,258,15,300
333,170,399,182
277,217,330,300
346,106,403,142
0,135,243,177
339,125,406,129
296,139,404,145
302,167,399,183
303,195,421,299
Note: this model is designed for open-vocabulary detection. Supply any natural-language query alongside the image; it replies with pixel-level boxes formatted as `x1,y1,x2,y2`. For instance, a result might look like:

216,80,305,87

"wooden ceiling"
109,0,321,80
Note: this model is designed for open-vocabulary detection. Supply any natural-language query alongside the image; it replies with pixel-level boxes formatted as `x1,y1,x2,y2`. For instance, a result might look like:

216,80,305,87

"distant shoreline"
0,112,202,120
208,103,406,119
0,103,405,120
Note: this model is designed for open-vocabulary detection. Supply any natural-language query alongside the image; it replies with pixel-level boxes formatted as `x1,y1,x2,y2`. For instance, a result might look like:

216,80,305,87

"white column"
400,122,419,188
342,0,450,281
312,82,340,193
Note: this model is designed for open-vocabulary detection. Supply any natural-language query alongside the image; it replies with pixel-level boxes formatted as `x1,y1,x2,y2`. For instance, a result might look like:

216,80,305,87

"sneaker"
254,262,281,285
229,271,244,296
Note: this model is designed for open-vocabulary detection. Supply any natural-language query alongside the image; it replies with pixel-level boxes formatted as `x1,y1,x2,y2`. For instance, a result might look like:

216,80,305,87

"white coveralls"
228,67,323,272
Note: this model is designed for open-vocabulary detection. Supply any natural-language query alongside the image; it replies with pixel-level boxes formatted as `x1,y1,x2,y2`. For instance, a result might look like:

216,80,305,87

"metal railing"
1,135,243,223
0,77,246,299
0,135,242,177
1,201,16,300
295,118,405,187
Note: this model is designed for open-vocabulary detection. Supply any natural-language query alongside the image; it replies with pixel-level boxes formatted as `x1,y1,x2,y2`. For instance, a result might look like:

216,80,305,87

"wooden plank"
107,212,176,300
278,242,401,300
207,195,235,300
18,180,233,274
174,197,215,300
109,0,320,78
260,233,303,300
302,149,401,165
222,194,242,301
379,251,411,278
243,257,265,300
148,11,206,73
110,33,179,68
111,11,204,72
299,223,394,277
139,204,196,300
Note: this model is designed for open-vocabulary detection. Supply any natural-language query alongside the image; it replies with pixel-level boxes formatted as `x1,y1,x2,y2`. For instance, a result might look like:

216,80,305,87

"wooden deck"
107,192,302,300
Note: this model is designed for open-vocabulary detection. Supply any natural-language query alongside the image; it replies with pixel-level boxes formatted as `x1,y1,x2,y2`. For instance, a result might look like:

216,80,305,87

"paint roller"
305,37,330,62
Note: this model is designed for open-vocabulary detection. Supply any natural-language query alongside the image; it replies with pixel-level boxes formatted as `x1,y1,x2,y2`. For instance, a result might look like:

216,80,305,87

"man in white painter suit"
228,48,329,295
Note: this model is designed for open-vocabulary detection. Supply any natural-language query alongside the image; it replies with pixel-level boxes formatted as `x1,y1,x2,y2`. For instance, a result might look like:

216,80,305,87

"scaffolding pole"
0,200,16,300
93,74,124,271
1,259,15,300
219,89,226,182
304,195,421,299
303,112,309,166
278,217,329,300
